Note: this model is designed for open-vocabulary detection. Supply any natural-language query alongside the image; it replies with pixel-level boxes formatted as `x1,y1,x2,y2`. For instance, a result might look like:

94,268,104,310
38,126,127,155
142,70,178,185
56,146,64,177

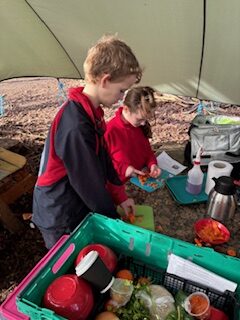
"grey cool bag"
188,114,240,165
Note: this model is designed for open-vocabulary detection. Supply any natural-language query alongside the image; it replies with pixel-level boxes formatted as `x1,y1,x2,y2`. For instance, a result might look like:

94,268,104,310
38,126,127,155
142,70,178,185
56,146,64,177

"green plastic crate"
17,213,240,319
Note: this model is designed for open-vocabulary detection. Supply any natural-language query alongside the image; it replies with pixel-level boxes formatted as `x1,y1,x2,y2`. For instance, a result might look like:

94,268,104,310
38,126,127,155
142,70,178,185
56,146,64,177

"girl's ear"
122,105,130,113
100,74,111,87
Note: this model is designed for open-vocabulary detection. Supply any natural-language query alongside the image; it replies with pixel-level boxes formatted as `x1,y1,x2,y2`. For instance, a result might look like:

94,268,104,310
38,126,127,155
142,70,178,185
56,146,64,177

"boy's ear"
100,74,111,87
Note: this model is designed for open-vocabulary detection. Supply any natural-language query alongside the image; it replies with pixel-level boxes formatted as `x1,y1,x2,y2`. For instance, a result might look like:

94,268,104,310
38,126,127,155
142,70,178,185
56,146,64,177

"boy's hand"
120,198,135,217
149,164,161,178
125,165,146,178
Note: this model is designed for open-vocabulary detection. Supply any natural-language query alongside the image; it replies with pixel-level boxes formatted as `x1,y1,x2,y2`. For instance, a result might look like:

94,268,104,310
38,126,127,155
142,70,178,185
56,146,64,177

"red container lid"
75,244,117,272
43,274,94,320
49,275,78,304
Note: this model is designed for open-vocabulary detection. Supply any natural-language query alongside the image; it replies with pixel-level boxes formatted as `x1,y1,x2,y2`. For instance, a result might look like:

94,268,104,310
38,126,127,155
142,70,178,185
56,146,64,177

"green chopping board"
118,205,155,231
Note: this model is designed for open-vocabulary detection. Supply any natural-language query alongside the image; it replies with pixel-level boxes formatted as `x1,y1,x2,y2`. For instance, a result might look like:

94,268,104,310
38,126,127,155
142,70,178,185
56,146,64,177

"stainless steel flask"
207,176,237,222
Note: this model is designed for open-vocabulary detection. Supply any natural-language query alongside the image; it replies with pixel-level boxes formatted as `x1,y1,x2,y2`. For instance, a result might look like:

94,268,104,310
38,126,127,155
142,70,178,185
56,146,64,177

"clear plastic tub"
110,278,134,307
184,291,211,320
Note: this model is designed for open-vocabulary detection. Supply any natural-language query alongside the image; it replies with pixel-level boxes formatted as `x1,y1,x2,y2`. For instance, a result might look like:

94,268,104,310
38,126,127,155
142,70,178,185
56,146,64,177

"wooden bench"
0,147,36,233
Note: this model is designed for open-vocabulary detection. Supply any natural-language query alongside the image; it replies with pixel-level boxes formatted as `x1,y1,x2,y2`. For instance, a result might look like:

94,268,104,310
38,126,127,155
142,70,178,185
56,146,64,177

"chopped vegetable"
226,247,237,257
104,299,118,313
197,220,226,243
189,294,208,314
138,174,149,185
194,237,203,247
137,277,151,286
155,224,164,233
95,311,119,320
116,269,134,281
122,212,136,224
135,215,143,223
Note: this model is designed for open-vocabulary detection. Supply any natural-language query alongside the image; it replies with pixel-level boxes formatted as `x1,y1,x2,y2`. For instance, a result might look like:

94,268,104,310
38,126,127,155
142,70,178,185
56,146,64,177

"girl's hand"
150,164,161,178
120,198,136,217
125,165,146,178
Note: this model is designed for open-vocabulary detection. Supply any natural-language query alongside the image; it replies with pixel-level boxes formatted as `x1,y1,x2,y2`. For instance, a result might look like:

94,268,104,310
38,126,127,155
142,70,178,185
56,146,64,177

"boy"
32,35,142,249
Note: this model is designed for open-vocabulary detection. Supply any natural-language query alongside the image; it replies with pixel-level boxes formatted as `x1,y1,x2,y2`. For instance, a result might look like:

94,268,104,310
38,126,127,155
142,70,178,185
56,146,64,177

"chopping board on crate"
118,205,155,231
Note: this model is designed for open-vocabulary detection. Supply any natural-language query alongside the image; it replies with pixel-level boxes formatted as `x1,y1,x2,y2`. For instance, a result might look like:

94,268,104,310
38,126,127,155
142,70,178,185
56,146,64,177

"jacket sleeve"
145,138,158,169
104,130,130,182
55,116,118,218
102,146,128,205
106,182,127,205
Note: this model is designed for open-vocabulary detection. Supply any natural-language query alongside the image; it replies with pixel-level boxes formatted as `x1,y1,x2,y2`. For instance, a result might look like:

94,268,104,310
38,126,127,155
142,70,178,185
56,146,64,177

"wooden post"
0,197,24,233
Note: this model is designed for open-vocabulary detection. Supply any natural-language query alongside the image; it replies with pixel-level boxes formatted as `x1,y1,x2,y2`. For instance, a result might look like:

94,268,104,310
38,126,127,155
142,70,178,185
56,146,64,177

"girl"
105,86,161,185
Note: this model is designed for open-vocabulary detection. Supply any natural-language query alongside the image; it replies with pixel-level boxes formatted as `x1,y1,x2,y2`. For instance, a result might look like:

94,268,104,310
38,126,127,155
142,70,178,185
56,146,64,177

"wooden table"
0,147,36,233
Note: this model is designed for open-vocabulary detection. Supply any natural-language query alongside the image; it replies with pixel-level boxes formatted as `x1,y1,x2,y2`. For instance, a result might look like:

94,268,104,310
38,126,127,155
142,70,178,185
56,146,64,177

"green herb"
166,290,194,320
115,284,151,320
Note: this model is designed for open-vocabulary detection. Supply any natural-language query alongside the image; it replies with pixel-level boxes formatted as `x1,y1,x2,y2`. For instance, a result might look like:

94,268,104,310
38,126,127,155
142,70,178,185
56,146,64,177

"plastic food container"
75,243,118,272
43,274,94,320
75,250,114,293
110,278,134,307
210,307,229,320
194,218,230,245
184,291,211,320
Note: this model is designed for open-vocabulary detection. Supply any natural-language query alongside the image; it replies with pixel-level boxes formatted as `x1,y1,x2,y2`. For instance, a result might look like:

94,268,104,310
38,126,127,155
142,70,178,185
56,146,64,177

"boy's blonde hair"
83,35,142,83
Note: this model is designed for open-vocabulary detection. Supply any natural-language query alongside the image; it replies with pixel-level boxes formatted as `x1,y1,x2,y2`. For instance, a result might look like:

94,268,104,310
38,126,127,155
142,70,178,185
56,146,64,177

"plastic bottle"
186,147,204,195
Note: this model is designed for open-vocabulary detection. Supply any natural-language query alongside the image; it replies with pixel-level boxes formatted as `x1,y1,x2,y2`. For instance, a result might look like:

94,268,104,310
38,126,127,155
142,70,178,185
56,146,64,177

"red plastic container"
43,274,94,320
210,307,229,320
194,218,230,245
75,244,117,272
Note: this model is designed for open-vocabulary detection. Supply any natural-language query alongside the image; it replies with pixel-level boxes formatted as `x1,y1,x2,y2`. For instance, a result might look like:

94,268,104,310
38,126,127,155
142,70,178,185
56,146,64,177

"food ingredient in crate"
95,311,120,319
108,282,151,319
136,284,175,320
110,278,134,307
166,290,193,319
116,269,134,281
184,292,210,319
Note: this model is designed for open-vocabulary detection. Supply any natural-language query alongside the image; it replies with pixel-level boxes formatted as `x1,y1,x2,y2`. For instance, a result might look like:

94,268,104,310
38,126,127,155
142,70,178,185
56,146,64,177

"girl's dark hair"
141,120,153,138
124,86,156,138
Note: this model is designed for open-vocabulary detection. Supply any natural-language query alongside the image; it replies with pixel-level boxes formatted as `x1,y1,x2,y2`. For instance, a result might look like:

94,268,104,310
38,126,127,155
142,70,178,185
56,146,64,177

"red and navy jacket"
32,87,126,231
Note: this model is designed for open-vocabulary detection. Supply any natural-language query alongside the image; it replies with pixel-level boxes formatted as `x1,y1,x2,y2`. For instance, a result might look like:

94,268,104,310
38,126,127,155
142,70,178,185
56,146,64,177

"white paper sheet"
167,254,237,293
157,151,187,175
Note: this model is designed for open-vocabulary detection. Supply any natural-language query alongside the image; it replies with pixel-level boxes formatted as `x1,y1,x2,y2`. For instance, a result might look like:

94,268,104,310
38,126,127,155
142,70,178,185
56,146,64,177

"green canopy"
0,0,240,104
